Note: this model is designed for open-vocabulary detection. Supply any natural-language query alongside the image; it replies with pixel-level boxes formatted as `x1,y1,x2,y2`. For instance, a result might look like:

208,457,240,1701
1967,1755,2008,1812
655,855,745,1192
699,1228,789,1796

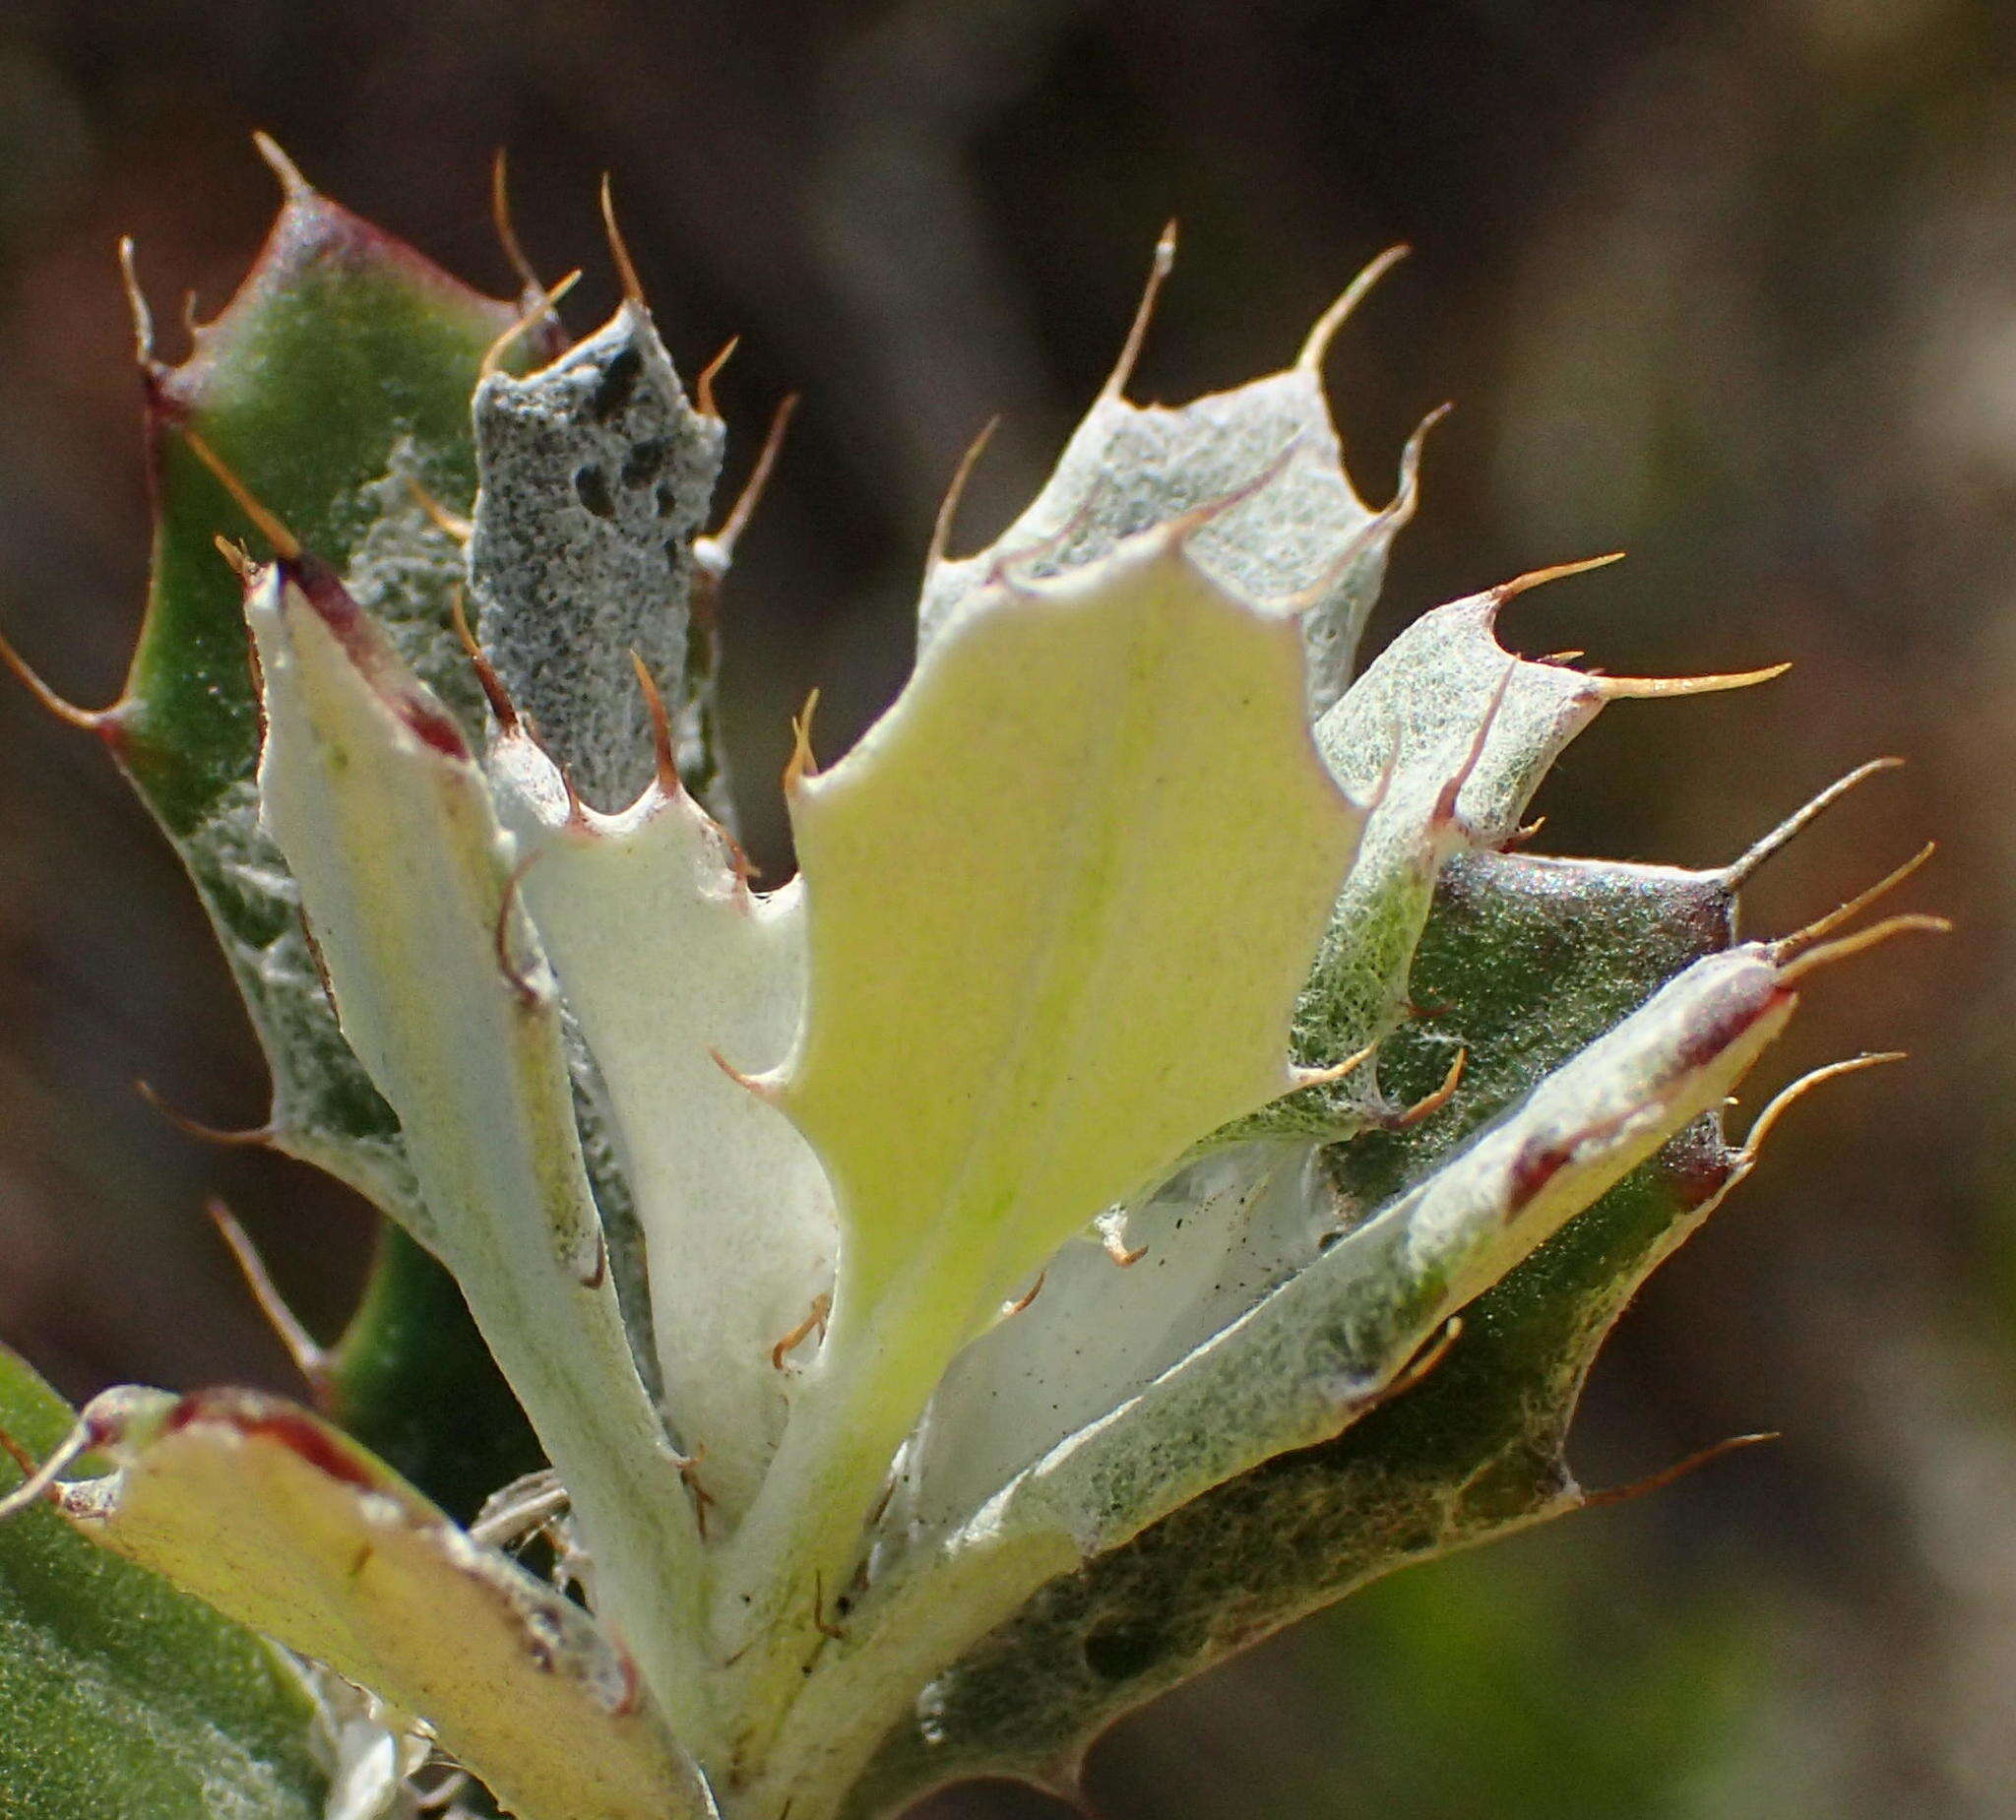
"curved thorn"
450,590,518,730
811,1567,847,1643
116,236,158,368
1369,1315,1463,1411
783,687,822,792
479,269,581,380
181,428,301,559
1099,220,1177,405
558,759,587,826
1489,551,1626,606
213,534,258,581
415,1772,472,1816
206,1198,329,1391
717,820,761,888
134,1078,275,1149
1295,1040,1376,1093
1272,403,1448,616
1772,843,1937,961
927,416,1000,572
598,173,646,310
1739,1052,1906,1163
0,1423,36,1478
472,1468,567,1543
1774,912,1949,986
674,1451,716,1541
489,148,546,300
250,131,311,199
1297,243,1411,373
0,623,112,731
1000,1270,1048,1319
577,1224,608,1289
695,336,739,420
1722,758,1905,889
1579,1431,1780,1513
770,1292,832,1371
405,471,472,543
1599,660,1792,700
711,1047,781,1104
494,853,544,1009
1393,1047,1467,1129
0,1415,94,1524
1102,1226,1147,1268
993,488,1103,592
712,392,799,563
629,649,682,796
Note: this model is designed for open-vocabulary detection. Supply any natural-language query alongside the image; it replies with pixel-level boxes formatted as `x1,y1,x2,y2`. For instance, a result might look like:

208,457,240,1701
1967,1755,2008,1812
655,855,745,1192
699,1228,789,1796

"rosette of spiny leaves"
0,148,1941,1820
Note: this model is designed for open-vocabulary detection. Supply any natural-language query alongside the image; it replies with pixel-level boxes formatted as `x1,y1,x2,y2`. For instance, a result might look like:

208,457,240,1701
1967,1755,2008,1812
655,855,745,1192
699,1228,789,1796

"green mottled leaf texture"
0,1349,328,1820
111,161,544,1512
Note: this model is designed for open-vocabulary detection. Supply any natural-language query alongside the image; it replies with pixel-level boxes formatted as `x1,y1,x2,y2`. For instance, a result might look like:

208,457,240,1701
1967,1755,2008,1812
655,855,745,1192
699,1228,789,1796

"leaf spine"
480,269,582,379
1297,242,1410,372
926,415,1000,572
1737,1051,1907,1165
1101,220,1178,405
134,1077,275,1149
1579,1431,1780,1512
598,172,648,311
181,427,301,559
695,335,739,420
206,1197,331,1395
1723,757,1904,889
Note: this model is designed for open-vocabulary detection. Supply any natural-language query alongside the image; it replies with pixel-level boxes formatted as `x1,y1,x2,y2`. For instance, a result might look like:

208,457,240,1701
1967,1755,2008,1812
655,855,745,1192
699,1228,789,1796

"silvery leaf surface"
469,301,724,813
487,727,827,1528
917,307,1425,719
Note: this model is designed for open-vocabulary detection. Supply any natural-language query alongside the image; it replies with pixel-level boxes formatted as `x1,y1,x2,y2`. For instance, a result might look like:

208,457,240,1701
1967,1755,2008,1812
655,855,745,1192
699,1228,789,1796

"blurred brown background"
0,1,2003,1814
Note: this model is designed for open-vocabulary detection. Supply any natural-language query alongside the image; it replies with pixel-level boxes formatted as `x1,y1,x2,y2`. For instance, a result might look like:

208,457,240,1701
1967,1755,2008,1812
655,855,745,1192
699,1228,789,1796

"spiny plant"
0,141,1944,1820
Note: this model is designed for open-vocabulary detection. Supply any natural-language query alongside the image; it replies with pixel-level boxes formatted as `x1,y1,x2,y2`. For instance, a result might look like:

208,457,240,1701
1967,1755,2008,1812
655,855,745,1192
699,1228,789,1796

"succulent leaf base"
0,144,1940,1820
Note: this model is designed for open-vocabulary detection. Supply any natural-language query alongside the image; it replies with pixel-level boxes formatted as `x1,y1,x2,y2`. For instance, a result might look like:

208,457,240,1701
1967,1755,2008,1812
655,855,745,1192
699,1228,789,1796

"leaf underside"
57,1386,701,1820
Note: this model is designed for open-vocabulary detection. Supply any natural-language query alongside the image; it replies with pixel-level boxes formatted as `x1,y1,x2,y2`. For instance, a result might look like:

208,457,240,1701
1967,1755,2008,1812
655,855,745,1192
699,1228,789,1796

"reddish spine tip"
452,591,519,730
169,1391,381,1494
628,649,683,796
281,555,473,762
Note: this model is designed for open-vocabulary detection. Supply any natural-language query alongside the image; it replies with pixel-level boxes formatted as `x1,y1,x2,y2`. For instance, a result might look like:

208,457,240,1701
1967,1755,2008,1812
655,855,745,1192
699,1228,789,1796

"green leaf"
55,1384,709,1820
0,1348,327,1820
108,157,544,1514
118,157,514,1222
